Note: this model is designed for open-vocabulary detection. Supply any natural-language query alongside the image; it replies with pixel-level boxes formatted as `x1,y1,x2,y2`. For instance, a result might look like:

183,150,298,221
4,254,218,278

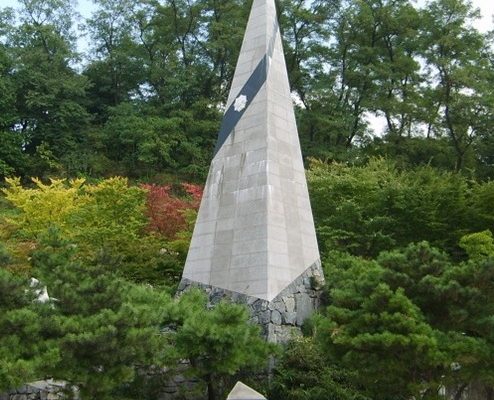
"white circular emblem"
234,94,248,112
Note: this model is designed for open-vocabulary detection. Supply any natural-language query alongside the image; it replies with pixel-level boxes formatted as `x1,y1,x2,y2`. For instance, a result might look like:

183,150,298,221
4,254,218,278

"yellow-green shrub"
2,177,180,286
2,177,86,238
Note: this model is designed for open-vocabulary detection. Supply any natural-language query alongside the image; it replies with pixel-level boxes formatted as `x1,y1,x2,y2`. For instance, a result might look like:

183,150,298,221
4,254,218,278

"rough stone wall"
446,383,494,400
0,380,69,400
177,261,325,344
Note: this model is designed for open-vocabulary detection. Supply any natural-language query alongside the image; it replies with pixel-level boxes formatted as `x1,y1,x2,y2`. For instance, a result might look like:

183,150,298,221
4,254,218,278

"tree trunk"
207,377,217,400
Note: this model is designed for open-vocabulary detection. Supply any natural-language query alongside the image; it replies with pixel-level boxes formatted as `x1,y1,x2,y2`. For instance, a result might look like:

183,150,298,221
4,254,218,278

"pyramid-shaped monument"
179,0,323,337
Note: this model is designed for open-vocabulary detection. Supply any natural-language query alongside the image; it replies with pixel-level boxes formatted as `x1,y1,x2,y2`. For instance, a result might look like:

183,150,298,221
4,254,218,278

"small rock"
271,310,282,324
295,293,313,326
259,310,271,324
274,301,286,313
284,297,295,313
17,386,28,394
251,299,268,312
283,312,297,325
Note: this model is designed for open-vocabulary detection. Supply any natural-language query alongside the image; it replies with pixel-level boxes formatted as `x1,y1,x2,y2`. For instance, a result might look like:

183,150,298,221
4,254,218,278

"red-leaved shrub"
142,183,203,239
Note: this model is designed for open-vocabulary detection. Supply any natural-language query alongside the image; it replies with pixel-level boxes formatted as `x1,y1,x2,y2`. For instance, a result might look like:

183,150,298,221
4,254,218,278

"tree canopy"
0,0,492,180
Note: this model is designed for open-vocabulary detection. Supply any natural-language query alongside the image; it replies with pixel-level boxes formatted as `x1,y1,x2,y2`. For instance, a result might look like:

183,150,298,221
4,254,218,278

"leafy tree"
97,100,217,178
419,0,494,172
169,289,276,400
468,181,494,233
84,0,144,119
277,0,336,103
0,0,90,177
194,0,249,103
331,0,422,144
2,177,86,238
2,177,184,286
0,40,25,179
0,132,27,179
278,0,352,157
364,135,458,171
308,158,478,258
100,104,185,175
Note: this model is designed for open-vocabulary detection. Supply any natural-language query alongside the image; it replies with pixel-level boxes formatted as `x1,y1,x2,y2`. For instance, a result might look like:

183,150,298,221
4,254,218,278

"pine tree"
0,266,59,392
31,229,172,399
169,290,277,400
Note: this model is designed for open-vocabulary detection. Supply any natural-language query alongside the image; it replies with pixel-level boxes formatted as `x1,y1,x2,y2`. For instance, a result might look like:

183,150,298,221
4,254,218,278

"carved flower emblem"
234,94,248,112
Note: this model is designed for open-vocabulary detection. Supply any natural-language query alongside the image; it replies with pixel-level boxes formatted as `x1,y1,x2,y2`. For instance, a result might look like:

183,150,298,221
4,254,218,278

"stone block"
259,310,271,324
271,310,282,324
17,386,28,394
270,300,286,313
295,292,313,326
283,312,297,325
283,296,295,312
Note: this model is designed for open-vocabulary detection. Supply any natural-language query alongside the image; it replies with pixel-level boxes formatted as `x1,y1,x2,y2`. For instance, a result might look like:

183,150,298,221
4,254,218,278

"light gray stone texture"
227,381,266,400
181,0,322,302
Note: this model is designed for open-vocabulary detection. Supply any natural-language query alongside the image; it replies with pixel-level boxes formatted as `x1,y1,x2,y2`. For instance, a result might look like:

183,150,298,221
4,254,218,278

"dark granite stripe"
213,20,279,156
213,56,267,155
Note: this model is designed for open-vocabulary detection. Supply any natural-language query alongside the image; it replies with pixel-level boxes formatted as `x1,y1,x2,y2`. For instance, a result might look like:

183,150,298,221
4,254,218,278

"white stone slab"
227,381,266,400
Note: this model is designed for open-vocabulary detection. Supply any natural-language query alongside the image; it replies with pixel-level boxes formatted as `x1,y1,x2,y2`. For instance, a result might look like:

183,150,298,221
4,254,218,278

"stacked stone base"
0,380,71,400
176,261,325,343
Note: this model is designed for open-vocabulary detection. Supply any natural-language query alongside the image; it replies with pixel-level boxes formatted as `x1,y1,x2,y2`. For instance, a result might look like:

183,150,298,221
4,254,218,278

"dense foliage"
1,0,494,398
308,158,494,259
0,0,492,180
0,229,275,399
1,177,203,285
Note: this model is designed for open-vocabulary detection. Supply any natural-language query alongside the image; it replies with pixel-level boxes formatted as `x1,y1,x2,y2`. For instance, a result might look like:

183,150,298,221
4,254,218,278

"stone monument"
177,0,324,343
227,381,266,400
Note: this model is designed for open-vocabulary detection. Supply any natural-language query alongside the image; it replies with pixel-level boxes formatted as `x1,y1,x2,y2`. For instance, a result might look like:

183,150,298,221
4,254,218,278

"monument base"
176,261,325,344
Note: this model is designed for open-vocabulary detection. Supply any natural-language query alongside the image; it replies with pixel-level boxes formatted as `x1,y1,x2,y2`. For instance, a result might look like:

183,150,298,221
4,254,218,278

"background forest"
1,0,494,399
